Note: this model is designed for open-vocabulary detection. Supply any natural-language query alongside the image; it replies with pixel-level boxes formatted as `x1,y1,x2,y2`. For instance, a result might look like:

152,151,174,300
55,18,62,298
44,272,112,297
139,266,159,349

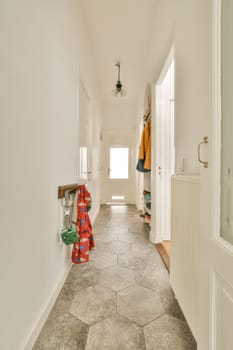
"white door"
151,50,174,243
198,1,233,349
78,81,92,190
102,129,135,204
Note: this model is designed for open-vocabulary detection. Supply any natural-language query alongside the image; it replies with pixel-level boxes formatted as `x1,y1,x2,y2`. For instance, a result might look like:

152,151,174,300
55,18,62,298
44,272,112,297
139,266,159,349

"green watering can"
61,190,79,245
61,227,79,245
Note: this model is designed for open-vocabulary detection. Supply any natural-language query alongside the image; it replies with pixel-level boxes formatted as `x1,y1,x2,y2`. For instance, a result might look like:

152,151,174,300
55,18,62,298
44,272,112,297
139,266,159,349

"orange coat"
138,120,151,170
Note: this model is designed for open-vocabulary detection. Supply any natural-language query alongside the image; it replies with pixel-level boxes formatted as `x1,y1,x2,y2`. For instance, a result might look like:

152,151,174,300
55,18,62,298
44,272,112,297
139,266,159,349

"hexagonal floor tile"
131,239,156,254
70,284,116,325
158,285,185,321
146,250,165,267
118,285,164,326
128,223,149,235
106,240,131,255
110,226,130,234
33,313,88,350
66,264,100,291
49,283,76,320
95,231,118,243
93,225,111,234
89,251,117,269
85,314,146,350
119,231,139,243
134,264,170,291
118,251,148,269
93,218,105,225
143,314,197,350
91,239,107,252
50,264,100,319
99,265,135,291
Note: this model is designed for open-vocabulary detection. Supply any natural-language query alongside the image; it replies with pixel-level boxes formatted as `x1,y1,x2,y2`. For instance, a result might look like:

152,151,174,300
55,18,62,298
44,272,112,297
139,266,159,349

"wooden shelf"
58,183,79,199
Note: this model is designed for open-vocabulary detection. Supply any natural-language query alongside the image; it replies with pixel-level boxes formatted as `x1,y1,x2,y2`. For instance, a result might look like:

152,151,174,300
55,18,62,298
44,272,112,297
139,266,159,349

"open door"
151,47,174,245
198,1,233,348
78,81,93,191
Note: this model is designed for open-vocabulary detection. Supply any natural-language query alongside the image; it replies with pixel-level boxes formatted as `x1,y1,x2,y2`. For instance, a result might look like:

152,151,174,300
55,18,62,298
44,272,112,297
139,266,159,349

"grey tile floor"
33,205,197,350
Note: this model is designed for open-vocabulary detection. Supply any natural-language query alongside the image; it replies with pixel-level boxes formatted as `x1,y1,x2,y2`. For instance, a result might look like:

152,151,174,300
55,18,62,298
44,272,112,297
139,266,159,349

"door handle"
198,136,208,168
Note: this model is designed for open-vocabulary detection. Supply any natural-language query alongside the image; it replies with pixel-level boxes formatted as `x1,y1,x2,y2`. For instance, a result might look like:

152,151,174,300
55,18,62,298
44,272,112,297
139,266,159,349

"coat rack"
58,183,79,199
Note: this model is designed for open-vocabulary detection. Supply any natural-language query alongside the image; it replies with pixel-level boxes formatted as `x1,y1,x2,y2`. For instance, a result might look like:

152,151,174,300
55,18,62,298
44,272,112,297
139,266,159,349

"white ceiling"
80,0,158,104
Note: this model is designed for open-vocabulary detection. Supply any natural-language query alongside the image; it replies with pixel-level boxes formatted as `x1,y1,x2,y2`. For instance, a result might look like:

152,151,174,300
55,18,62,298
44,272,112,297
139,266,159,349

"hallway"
33,205,196,350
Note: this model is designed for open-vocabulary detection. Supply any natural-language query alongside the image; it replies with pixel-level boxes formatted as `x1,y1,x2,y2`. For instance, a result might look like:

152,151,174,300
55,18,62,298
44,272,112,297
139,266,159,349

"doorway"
152,49,175,270
109,147,129,181
107,146,129,204
101,129,135,204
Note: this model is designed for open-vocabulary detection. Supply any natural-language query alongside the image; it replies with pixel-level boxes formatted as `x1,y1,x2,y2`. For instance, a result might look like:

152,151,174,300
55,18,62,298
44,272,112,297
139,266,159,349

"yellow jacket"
138,120,151,170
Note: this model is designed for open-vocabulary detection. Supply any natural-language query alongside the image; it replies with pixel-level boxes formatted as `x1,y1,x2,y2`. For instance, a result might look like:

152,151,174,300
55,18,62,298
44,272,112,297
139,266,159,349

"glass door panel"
220,0,233,245
109,147,129,179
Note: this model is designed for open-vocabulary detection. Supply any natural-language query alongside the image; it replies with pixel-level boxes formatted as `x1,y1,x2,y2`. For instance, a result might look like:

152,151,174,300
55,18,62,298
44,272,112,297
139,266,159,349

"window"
109,147,129,179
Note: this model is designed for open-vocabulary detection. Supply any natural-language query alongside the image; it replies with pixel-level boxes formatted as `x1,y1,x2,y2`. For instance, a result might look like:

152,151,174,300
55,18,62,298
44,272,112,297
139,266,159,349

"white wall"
0,1,102,349
103,103,137,129
145,0,175,86
143,0,211,175
174,0,212,174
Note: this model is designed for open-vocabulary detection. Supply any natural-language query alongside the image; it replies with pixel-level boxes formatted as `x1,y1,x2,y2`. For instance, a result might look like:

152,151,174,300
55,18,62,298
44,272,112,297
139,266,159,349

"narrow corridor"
33,205,196,349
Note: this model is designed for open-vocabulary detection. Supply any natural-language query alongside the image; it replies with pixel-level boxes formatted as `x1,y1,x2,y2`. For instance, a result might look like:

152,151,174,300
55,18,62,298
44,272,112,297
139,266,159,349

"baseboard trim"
90,205,99,225
23,262,72,350
155,243,170,272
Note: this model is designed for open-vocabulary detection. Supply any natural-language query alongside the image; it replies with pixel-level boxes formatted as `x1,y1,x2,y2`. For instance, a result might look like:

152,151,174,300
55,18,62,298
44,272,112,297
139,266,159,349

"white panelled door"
78,81,93,191
198,1,233,349
151,49,174,244
102,129,135,204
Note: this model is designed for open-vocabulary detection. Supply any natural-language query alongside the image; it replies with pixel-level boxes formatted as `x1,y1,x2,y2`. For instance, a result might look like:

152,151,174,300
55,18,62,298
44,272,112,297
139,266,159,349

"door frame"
150,46,174,243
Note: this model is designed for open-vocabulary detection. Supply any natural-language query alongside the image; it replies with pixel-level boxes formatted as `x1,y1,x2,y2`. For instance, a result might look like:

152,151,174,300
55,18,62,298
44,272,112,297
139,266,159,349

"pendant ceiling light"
112,62,126,97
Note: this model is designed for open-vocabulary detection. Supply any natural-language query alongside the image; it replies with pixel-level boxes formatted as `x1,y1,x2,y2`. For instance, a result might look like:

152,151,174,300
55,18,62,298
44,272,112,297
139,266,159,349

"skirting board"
90,205,99,225
155,243,170,272
23,261,72,350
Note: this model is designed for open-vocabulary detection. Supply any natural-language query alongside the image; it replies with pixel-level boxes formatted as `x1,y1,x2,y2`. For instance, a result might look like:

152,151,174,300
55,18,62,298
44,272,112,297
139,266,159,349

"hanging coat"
138,120,151,170
72,185,94,264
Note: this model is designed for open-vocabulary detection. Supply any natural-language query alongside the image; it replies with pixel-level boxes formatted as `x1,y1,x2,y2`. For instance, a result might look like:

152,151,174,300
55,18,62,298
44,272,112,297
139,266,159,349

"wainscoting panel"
170,175,200,340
